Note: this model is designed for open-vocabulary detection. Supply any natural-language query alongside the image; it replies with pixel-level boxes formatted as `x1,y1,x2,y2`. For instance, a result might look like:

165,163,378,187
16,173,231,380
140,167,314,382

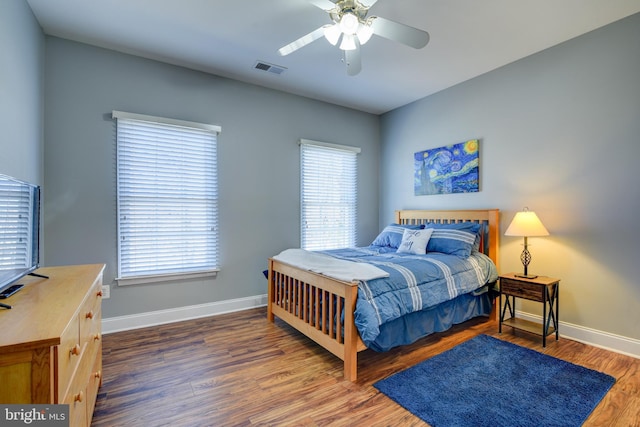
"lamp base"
517,240,537,279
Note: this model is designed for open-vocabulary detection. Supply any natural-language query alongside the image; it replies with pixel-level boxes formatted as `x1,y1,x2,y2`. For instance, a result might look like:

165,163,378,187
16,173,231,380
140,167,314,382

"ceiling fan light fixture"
324,23,342,45
278,0,430,75
356,23,373,45
339,33,357,51
339,11,359,35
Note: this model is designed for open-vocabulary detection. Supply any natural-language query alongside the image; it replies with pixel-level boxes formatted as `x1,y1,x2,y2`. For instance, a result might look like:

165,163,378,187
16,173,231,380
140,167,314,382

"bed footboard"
267,258,366,381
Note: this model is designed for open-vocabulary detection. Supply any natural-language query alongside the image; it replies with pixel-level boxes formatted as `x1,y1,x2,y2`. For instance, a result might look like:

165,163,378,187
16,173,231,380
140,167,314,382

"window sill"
116,269,219,286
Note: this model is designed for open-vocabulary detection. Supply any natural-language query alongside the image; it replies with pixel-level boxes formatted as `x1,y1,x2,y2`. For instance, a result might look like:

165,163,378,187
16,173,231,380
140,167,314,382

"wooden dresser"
0,264,105,427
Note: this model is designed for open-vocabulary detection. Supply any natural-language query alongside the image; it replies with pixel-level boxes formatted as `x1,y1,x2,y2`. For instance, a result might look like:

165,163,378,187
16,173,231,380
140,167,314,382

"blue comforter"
321,246,498,347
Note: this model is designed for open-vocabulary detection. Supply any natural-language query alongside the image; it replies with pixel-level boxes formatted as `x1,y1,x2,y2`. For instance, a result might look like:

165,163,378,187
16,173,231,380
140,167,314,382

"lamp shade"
340,12,359,34
340,33,357,51
356,23,373,45
505,209,549,237
324,23,341,46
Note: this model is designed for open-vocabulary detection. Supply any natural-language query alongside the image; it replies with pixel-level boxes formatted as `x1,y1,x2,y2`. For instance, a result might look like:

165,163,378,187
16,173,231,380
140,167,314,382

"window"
113,111,220,285
300,139,360,251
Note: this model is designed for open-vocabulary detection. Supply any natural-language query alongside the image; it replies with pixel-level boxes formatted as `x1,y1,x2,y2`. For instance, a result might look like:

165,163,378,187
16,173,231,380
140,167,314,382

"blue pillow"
425,222,481,258
371,223,424,249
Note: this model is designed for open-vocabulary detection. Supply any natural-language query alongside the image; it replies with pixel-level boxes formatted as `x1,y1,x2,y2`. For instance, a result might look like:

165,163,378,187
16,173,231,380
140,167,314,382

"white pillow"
397,228,434,255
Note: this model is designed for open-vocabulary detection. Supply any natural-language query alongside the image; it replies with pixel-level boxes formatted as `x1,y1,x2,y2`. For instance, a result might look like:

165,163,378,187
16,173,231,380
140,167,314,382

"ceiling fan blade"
278,26,328,56
308,0,337,11
344,45,362,76
359,0,379,7
370,16,430,49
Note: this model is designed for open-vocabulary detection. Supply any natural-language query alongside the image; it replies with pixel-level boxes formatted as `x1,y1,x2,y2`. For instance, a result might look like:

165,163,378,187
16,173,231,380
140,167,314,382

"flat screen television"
0,173,41,294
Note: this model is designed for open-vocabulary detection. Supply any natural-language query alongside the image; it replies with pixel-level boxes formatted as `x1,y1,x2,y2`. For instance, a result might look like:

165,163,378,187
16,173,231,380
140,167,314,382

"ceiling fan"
278,0,430,76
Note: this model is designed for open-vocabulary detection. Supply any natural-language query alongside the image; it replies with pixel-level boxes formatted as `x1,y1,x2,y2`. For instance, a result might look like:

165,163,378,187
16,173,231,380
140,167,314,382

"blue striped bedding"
321,246,498,348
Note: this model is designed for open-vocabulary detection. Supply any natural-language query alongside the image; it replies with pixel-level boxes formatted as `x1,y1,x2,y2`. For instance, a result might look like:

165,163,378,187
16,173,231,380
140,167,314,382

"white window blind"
300,139,359,251
113,111,220,284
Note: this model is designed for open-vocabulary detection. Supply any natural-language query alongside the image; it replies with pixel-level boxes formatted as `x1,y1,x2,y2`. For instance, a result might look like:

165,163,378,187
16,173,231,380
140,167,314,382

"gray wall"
43,38,380,318
0,0,44,186
380,13,640,340
9,0,638,343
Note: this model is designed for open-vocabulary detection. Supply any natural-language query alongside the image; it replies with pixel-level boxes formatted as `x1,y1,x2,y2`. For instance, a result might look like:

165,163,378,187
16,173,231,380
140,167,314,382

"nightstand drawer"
501,278,544,301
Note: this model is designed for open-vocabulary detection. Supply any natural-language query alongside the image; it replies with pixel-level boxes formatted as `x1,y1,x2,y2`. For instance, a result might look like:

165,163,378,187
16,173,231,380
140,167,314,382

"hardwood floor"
93,308,639,426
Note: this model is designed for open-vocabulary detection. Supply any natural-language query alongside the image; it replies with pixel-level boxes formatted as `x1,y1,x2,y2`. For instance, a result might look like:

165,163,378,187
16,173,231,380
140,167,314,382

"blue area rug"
374,335,615,427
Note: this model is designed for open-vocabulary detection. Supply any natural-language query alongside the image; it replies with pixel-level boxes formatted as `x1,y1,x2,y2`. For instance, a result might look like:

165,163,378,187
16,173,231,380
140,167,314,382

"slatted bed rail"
270,267,342,341
267,258,365,381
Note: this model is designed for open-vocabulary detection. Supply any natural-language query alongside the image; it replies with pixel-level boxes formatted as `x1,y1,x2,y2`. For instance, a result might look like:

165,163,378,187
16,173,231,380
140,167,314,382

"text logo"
1,405,68,426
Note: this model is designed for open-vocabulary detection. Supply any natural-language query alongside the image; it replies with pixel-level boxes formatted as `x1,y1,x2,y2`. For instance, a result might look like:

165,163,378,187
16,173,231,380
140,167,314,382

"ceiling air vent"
254,61,287,75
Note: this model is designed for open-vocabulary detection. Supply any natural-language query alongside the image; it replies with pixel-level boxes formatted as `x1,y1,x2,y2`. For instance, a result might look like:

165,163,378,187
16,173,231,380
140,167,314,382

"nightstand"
499,273,560,347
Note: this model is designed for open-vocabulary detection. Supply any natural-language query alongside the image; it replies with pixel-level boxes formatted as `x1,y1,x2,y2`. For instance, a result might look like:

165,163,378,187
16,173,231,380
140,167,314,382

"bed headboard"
395,209,499,269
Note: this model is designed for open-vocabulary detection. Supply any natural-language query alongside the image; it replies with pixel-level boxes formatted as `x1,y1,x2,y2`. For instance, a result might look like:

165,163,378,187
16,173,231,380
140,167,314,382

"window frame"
299,138,360,251
112,110,221,286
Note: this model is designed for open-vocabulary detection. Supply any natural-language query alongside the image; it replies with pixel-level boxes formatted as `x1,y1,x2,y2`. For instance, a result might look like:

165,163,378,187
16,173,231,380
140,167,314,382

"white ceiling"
26,0,640,114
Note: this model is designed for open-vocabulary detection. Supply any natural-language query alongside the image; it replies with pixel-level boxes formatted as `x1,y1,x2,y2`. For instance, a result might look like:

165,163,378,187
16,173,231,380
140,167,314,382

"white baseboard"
102,294,268,334
102,298,640,359
515,311,640,359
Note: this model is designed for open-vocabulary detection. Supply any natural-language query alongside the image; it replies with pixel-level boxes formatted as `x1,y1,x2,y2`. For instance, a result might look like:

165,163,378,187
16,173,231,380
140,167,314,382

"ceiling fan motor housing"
329,0,371,26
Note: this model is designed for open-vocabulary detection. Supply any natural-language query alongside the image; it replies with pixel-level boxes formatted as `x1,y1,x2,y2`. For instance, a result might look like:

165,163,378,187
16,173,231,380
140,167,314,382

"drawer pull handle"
70,344,81,356
74,391,84,403
94,333,101,341
86,311,94,319
97,290,103,297
94,370,101,379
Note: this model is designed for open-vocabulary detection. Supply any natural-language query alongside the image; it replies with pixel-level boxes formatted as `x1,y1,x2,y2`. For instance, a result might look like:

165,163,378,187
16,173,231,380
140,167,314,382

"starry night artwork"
414,139,480,196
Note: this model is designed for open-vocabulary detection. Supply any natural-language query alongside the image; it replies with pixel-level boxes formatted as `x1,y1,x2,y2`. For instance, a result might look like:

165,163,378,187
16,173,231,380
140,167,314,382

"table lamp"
505,207,549,279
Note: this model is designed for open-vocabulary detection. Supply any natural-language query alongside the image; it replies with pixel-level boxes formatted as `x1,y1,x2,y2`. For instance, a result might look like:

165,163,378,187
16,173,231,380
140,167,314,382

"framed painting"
414,139,479,196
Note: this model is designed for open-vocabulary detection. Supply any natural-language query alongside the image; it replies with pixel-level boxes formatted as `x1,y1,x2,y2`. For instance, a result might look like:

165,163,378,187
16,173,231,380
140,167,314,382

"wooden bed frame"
267,209,500,381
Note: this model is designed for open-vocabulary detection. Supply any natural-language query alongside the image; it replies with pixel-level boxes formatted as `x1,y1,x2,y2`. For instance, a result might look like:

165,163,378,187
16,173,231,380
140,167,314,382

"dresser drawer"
57,320,81,400
86,350,103,425
500,278,544,302
63,368,88,427
80,280,102,362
